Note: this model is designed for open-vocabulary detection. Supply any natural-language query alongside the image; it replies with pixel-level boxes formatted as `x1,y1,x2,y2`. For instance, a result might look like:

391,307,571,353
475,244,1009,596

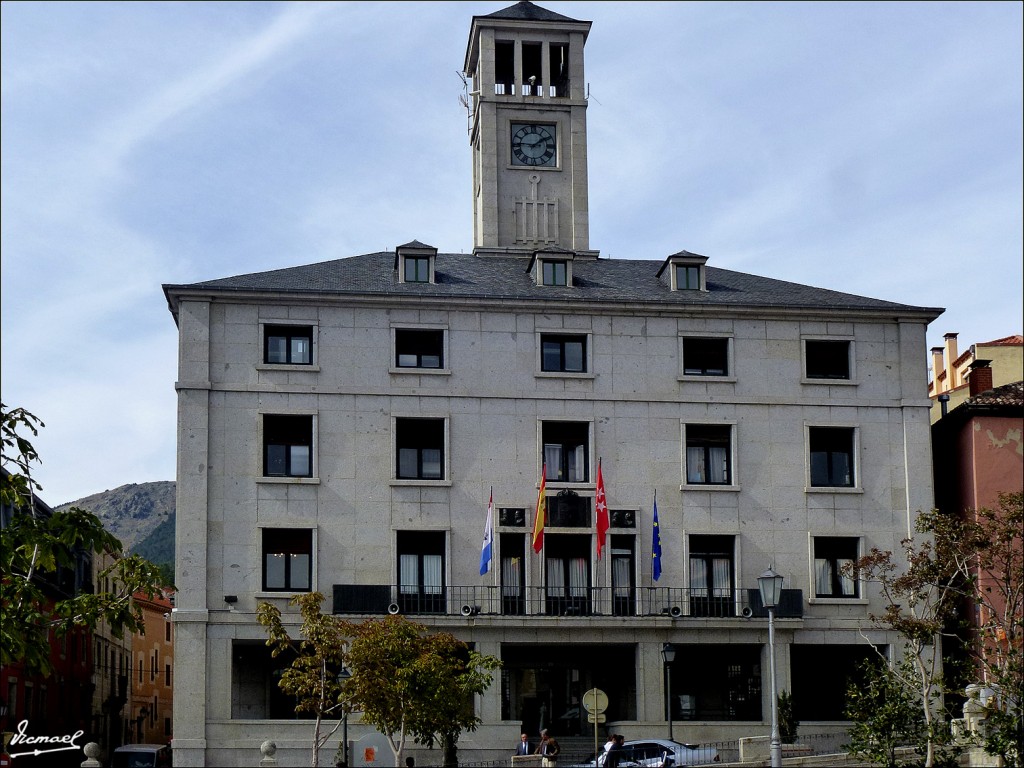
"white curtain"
423,554,443,594
547,559,565,596
569,557,587,597
612,557,631,597
400,554,418,594
708,446,728,483
502,557,521,597
686,447,706,484
839,558,856,596
814,558,832,595
689,558,708,596
711,558,731,597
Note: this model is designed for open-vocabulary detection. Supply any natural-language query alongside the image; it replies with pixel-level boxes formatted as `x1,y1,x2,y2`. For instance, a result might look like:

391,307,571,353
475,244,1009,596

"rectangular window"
676,264,700,290
542,421,589,482
165,663,172,687
813,537,859,597
685,425,732,485
805,340,851,380
262,528,313,592
501,533,525,615
689,535,734,617
263,414,313,478
545,534,590,616
264,325,313,365
611,535,635,616
404,257,430,283
166,622,171,642
397,531,446,613
542,261,567,286
809,427,855,487
541,334,586,373
395,328,444,369
682,337,729,376
396,418,445,480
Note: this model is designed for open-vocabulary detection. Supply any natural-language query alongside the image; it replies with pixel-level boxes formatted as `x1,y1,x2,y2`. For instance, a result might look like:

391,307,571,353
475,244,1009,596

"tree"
1,403,167,676
340,613,501,767
848,498,1024,767
849,510,965,767
257,594,501,768
777,689,799,744
845,651,927,768
256,592,347,768
933,493,1023,766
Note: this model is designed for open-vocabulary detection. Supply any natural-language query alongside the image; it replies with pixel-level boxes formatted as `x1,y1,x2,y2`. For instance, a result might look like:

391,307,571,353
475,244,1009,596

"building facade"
928,332,1023,422
164,3,943,765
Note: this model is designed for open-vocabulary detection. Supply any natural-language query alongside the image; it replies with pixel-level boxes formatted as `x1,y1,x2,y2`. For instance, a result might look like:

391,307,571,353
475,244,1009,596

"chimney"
943,333,959,388
968,359,993,396
930,346,945,393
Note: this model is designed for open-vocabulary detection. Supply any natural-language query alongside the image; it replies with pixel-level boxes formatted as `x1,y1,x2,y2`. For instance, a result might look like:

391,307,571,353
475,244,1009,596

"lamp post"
758,566,785,768
337,667,351,766
661,643,676,741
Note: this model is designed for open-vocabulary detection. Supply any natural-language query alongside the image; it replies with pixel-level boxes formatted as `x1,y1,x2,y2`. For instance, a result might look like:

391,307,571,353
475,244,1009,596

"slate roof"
164,250,943,319
477,1,585,24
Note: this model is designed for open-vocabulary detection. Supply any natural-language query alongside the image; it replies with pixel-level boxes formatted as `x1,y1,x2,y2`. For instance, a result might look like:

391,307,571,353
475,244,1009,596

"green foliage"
257,592,347,767
777,689,798,744
845,652,926,768
1,403,169,676
256,594,501,768
340,613,501,767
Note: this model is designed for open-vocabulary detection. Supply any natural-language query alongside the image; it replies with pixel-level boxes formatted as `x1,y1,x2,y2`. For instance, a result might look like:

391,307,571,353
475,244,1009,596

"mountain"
59,481,176,576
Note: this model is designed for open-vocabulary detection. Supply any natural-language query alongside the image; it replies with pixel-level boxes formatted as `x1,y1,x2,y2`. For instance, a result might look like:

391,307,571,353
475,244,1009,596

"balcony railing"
333,585,803,619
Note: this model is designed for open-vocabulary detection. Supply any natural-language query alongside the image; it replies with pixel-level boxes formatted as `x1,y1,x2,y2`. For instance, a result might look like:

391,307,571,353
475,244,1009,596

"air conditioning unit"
461,604,480,617
387,603,401,615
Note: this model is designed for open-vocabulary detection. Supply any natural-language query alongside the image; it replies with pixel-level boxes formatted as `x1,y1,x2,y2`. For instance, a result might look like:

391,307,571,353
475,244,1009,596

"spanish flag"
532,463,547,553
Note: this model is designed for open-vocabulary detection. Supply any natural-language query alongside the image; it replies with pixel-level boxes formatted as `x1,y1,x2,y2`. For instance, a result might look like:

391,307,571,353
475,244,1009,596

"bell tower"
464,2,594,257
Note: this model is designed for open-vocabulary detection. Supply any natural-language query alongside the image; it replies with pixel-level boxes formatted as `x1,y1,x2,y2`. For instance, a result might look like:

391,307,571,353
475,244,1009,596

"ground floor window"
231,641,313,720
501,643,636,737
672,644,761,721
791,643,883,721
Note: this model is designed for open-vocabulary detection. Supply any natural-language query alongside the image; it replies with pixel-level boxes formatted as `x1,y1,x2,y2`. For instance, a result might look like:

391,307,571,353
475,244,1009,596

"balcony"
333,584,803,619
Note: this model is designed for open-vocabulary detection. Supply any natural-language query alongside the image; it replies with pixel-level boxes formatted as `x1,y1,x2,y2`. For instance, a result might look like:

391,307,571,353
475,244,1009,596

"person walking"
535,728,560,767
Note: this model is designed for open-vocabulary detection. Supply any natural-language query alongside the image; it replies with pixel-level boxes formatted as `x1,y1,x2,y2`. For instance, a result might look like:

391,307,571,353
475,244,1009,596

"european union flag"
652,496,662,581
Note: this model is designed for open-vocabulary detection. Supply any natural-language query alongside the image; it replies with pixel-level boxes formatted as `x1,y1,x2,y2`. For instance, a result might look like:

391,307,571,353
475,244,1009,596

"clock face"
511,123,556,166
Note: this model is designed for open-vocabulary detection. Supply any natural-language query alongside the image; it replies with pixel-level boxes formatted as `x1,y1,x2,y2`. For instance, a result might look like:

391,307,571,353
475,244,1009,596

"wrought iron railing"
333,584,804,619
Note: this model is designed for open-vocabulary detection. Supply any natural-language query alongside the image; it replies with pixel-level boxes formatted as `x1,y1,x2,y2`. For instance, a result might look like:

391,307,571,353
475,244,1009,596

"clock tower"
464,2,594,256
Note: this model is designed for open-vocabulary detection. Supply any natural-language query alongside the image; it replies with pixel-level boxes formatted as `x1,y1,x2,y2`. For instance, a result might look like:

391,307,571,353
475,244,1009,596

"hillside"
58,481,176,576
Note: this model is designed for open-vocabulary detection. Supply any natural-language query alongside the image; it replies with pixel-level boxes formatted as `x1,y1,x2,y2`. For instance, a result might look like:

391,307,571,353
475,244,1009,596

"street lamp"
758,566,784,768
661,643,676,741
337,666,352,766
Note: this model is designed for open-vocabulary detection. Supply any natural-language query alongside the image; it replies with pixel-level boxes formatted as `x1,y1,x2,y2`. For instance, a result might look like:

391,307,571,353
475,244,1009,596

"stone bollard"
81,742,103,767
260,740,278,766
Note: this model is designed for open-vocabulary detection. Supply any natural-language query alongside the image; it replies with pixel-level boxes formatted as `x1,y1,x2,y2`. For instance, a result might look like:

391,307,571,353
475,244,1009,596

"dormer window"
395,241,437,285
529,249,574,287
658,250,709,292
543,261,567,286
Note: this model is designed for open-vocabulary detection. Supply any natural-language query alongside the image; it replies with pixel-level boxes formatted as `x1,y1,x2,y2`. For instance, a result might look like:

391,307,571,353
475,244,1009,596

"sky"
2,1,1022,506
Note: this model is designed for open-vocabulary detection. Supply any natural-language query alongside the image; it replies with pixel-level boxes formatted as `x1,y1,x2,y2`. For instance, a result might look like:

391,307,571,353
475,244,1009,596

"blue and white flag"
479,488,494,576
651,493,662,582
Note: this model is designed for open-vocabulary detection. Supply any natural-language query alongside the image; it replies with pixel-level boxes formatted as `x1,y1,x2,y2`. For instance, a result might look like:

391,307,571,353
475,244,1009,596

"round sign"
582,687,609,714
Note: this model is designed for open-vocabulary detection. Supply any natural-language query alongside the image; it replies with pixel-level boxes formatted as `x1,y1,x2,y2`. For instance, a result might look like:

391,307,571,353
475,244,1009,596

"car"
571,738,719,767
111,744,172,768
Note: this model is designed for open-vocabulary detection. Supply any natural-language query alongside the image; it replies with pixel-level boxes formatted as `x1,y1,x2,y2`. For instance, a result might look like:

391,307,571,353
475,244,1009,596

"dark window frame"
805,340,852,380
396,418,446,480
264,325,314,365
263,414,313,478
676,264,701,290
813,536,860,598
542,421,590,483
809,426,855,488
542,260,568,286
404,256,431,283
262,528,313,593
682,337,730,376
685,424,733,485
395,328,445,369
397,530,446,613
541,334,587,373
688,534,735,617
